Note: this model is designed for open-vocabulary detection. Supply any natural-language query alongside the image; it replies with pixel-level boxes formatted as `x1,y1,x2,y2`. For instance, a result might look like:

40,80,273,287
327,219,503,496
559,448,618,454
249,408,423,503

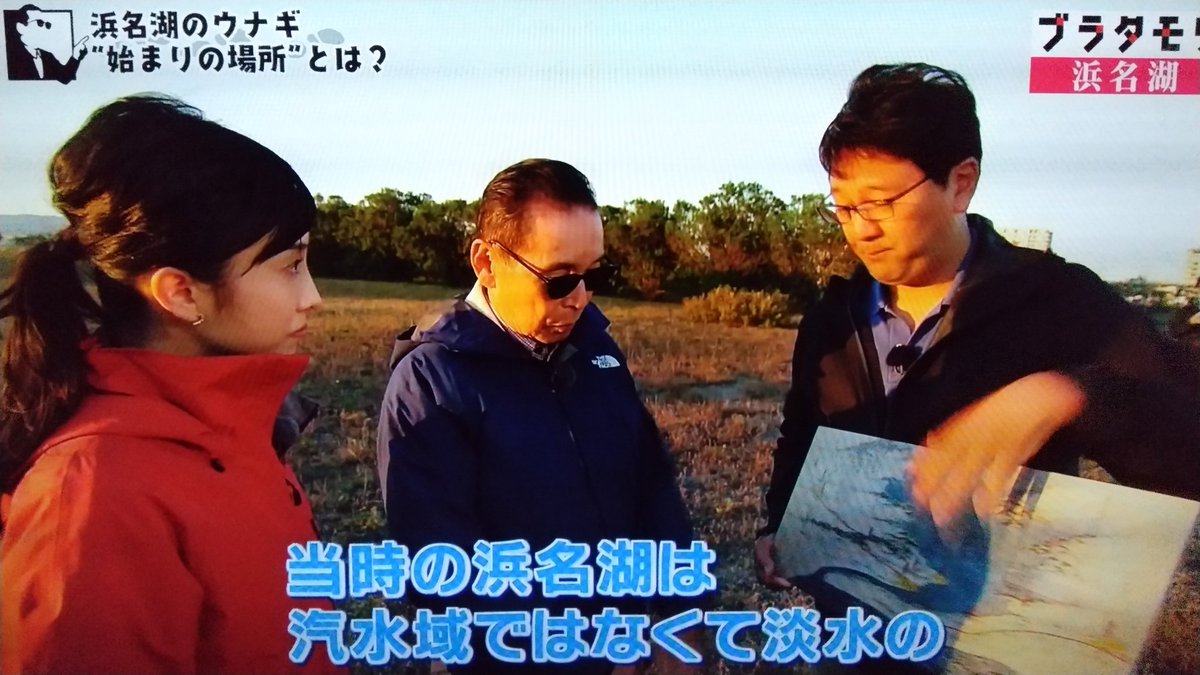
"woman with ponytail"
0,95,338,674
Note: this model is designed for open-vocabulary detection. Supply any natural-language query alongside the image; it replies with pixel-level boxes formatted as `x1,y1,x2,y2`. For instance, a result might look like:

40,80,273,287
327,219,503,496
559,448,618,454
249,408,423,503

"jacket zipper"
846,303,884,433
549,363,609,534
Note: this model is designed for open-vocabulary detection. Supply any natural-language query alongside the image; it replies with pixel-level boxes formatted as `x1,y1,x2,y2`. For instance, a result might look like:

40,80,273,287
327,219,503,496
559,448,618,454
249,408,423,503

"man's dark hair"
474,158,597,250
819,63,982,185
13,4,40,24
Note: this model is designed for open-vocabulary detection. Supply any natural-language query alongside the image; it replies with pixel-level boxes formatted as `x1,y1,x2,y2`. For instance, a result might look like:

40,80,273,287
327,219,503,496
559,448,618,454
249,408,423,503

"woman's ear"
469,239,496,289
138,267,208,325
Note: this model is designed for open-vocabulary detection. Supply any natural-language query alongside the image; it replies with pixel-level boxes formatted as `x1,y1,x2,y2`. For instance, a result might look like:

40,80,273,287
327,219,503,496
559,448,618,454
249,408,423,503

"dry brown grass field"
292,278,809,674
0,251,1195,673
293,277,1200,675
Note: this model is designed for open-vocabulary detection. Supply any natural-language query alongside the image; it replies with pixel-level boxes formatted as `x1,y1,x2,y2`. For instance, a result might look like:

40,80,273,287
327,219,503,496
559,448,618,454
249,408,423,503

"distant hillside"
0,214,65,240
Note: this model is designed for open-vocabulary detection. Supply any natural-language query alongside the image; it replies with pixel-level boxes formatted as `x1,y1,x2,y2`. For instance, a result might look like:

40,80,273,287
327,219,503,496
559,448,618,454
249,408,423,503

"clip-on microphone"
886,344,922,372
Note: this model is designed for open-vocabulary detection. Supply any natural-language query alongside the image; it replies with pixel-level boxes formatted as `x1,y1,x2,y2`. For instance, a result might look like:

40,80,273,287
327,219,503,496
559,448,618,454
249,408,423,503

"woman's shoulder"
13,432,172,508
1,432,188,557
9,407,210,520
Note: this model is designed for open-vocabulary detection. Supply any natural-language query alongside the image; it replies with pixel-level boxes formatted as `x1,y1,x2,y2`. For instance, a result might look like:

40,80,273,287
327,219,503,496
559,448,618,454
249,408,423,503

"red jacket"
1,341,341,674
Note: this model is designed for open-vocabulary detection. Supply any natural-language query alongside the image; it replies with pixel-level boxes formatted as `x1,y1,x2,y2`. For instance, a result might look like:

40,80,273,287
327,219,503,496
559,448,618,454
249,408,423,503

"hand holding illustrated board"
774,426,1199,675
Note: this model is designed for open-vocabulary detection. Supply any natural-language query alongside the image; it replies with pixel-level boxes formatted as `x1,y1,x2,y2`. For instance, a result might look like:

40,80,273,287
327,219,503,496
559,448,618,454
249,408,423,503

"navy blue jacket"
378,299,695,615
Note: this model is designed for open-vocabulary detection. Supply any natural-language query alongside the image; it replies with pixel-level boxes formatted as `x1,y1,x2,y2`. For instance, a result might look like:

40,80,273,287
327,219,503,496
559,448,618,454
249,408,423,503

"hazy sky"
2,0,1197,281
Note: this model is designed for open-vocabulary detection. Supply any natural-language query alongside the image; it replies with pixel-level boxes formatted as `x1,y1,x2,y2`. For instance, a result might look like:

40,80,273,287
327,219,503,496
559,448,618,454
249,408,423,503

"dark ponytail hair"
0,94,315,493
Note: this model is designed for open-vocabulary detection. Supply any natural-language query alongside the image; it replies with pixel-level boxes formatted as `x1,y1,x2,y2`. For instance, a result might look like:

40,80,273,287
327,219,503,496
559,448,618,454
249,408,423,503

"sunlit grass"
0,257,1195,674
290,278,1198,675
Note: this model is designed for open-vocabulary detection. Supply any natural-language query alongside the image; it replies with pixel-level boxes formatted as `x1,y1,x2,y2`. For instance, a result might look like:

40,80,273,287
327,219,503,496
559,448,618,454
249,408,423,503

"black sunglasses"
488,240,617,299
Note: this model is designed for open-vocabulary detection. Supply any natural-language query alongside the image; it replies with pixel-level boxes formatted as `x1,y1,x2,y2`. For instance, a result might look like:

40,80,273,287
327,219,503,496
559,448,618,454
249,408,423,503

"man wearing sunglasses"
4,5,88,83
378,159,702,674
755,63,1200,663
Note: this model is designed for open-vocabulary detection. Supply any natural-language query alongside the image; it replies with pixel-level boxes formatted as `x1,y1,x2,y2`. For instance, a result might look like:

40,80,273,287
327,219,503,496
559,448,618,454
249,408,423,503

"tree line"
310,182,857,308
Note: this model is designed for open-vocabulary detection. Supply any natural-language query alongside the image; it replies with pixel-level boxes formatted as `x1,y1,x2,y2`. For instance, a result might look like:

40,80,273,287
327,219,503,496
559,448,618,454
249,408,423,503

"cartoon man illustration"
5,5,87,83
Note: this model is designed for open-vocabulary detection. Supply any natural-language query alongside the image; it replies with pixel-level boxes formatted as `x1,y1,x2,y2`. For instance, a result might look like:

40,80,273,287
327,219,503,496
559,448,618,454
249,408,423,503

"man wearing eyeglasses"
755,63,1200,607
378,159,702,674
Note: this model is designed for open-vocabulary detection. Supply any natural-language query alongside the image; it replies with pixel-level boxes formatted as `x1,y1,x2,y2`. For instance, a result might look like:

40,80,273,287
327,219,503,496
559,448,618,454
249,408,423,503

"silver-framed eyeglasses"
820,176,929,226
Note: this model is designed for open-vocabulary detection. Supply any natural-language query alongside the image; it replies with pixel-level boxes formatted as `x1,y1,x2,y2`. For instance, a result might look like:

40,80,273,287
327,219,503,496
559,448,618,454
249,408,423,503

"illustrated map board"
774,426,1200,674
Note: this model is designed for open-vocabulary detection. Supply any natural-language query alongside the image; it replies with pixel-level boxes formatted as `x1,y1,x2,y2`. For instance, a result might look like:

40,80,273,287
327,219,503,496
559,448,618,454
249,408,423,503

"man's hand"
753,534,793,589
908,371,1085,540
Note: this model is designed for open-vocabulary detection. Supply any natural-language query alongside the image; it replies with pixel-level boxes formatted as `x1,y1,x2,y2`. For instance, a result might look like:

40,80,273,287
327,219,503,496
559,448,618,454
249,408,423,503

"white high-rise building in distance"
1186,248,1200,286
996,228,1053,252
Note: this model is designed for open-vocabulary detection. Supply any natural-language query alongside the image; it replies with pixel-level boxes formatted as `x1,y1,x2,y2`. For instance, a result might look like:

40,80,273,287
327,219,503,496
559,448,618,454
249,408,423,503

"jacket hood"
38,338,309,463
389,298,611,369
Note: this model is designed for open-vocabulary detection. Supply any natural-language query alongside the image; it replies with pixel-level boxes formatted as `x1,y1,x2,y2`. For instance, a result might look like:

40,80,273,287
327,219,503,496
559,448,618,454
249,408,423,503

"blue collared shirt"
868,228,977,397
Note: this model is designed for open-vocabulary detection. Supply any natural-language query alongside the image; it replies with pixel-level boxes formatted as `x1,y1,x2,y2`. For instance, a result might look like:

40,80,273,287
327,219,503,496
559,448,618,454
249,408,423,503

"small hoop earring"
191,314,205,327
